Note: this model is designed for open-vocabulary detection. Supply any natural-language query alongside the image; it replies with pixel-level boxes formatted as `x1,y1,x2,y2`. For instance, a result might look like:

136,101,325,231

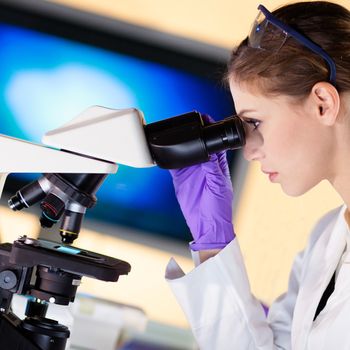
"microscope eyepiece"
145,111,246,169
202,116,245,154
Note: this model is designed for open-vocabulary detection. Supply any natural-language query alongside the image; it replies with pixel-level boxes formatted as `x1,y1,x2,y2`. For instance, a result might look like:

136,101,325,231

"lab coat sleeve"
166,239,279,350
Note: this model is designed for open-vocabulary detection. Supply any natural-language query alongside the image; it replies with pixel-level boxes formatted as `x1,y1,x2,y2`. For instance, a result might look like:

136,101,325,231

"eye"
244,118,261,130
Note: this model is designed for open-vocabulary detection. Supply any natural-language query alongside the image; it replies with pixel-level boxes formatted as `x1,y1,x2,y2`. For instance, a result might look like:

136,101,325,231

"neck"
332,172,350,209
329,97,350,209
330,108,350,208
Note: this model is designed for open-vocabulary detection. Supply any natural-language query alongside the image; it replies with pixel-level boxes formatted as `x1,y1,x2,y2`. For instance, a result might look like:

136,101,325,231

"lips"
262,169,279,182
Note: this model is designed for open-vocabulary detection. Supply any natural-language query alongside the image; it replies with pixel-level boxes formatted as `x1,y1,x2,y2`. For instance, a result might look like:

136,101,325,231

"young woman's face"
230,81,335,196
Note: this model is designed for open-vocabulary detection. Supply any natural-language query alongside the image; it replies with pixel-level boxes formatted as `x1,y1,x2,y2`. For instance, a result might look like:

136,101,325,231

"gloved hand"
169,115,235,251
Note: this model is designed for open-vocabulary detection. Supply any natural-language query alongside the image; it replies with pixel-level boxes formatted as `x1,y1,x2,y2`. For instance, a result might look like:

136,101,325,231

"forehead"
229,79,294,114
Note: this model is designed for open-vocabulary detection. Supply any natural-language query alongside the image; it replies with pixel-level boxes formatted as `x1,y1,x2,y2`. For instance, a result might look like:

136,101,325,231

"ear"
310,82,340,126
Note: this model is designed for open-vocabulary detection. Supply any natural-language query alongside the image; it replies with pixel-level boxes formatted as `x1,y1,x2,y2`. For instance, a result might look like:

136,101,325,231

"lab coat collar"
292,205,348,349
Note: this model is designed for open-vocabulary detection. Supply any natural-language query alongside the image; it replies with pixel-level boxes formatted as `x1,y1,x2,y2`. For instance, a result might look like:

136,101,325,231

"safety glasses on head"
248,4,336,85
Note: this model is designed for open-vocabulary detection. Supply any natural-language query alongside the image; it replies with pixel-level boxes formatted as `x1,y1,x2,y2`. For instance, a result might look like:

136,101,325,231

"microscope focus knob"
0,270,17,290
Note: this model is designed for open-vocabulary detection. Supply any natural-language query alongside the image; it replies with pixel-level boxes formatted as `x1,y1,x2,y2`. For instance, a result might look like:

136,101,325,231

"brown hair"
227,1,350,98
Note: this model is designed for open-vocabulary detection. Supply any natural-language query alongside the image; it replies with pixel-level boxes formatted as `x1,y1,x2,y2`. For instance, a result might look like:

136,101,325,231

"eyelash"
245,119,261,130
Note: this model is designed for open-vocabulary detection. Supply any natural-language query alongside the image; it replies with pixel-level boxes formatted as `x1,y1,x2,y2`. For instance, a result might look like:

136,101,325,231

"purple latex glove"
169,115,235,251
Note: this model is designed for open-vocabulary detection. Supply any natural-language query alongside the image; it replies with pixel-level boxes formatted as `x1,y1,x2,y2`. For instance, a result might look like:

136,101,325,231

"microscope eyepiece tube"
145,111,246,169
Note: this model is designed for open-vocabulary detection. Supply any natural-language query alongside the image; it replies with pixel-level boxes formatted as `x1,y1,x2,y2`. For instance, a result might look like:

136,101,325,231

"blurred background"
0,0,348,349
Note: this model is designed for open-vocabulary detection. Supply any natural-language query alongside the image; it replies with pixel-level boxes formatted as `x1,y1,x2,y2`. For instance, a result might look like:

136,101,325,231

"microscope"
0,106,245,350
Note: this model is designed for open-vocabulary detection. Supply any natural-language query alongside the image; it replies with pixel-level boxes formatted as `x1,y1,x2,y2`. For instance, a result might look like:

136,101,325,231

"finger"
169,164,201,182
216,151,231,179
201,114,215,124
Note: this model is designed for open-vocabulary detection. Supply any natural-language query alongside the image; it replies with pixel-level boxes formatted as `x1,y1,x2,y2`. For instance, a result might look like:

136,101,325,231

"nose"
243,131,264,161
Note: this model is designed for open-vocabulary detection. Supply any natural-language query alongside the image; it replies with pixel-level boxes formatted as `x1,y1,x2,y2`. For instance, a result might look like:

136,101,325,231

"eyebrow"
236,109,257,117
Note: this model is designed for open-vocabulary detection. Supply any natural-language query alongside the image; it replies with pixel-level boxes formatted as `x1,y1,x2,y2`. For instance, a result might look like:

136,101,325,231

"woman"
165,2,350,349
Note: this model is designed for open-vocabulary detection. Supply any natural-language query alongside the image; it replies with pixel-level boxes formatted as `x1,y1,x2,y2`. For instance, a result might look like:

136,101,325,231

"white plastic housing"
43,106,155,168
0,134,117,199
0,135,117,174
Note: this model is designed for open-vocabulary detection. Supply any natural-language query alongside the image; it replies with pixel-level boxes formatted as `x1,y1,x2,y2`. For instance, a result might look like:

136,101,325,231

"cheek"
273,128,328,196
262,121,297,158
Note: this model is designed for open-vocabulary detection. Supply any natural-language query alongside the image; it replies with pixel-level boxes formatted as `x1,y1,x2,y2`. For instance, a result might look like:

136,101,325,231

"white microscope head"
42,106,155,168
0,106,155,199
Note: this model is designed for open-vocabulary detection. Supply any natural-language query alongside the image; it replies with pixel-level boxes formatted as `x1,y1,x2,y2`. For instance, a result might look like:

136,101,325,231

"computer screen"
0,2,235,240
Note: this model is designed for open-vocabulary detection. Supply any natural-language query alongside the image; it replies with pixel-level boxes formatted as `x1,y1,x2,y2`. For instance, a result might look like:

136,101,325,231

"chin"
280,182,315,197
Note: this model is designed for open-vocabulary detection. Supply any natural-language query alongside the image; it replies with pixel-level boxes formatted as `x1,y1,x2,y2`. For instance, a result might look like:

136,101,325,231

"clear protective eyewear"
248,4,336,85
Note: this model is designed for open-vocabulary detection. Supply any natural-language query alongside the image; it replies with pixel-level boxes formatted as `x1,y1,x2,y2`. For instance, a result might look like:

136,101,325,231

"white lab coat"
165,205,350,350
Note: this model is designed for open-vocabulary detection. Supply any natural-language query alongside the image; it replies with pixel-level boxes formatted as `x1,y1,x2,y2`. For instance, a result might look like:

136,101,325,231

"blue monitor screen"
0,16,234,240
